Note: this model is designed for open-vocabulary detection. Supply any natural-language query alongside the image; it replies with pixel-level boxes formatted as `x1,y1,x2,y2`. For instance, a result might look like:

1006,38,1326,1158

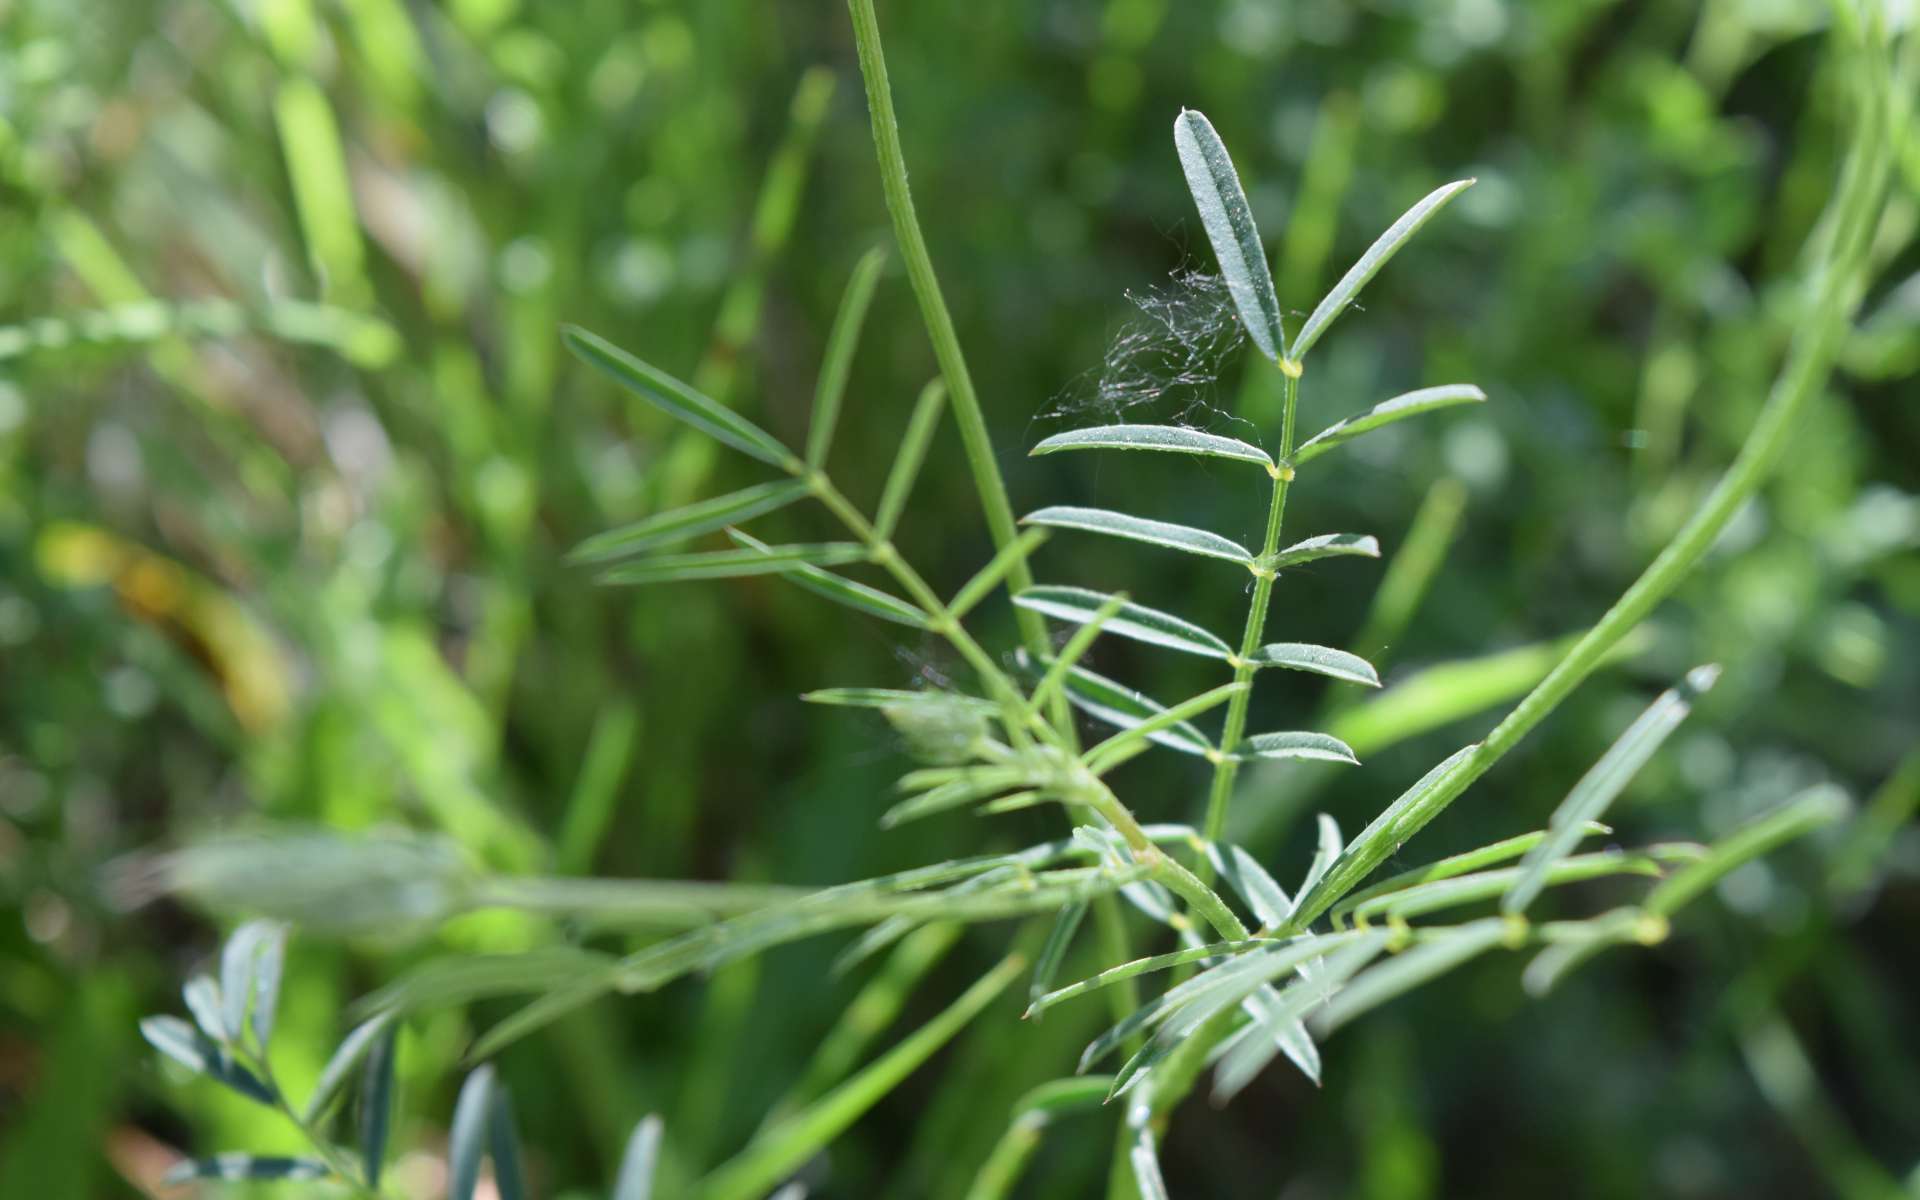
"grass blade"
614,1115,665,1200
697,954,1025,1200
728,529,927,627
597,543,866,586
1030,424,1272,467
1268,532,1380,570
874,378,948,540
1291,384,1487,467
1236,731,1358,765
1015,586,1231,660
809,246,888,466
1644,785,1850,918
1290,179,1475,361
1503,665,1720,915
571,480,812,563
1309,918,1509,1036
949,528,1049,621
1022,505,1252,564
564,326,796,468
1247,642,1379,686
1173,109,1286,363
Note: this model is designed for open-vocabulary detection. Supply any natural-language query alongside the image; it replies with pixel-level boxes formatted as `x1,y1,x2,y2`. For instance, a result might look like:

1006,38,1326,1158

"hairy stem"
845,0,1049,661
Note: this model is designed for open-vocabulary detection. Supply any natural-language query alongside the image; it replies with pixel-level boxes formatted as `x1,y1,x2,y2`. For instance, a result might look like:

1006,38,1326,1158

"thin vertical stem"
1200,366,1300,845
845,0,1049,660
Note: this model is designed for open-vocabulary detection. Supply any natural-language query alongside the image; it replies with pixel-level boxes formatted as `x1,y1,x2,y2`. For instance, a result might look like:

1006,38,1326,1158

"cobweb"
1047,267,1249,427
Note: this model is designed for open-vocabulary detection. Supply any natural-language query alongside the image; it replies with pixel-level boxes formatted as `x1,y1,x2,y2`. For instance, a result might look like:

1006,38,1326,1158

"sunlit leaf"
1173,109,1286,363
139,1016,274,1105
305,1013,396,1123
1020,654,1213,758
613,1115,665,1200
1291,384,1487,467
448,1065,495,1200
1022,505,1252,564
1236,731,1358,765
1290,179,1475,360
1016,586,1231,660
1310,918,1509,1036
1267,532,1380,570
1246,642,1379,686
1030,424,1273,467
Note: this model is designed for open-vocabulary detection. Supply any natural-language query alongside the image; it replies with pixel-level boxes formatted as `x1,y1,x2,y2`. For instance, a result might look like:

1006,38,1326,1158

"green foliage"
6,2,1915,1198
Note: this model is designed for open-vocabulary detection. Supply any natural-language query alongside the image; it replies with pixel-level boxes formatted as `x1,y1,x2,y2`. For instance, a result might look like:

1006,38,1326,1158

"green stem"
1200,366,1300,845
845,0,1049,661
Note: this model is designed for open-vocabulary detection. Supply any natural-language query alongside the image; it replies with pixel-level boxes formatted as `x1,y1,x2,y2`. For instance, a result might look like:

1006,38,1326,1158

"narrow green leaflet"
163,1156,329,1184
1027,940,1267,1017
1084,682,1247,772
1287,743,1480,931
1309,919,1509,1037
1267,532,1380,570
139,1016,275,1105
219,919,286,1048
1247,642,1380,686
875,378,947,540
1644,785,1850,918
563,326,795,468
1023,655,1213,758
183,976,225,1043
1131,1127,1173,1200
802,688,998,715
358,1023,398,1189
882,772,1025,828
1030,424,1273,467
808,245,887,466
1237,731,1359,765
304,1012,396,1122
949,528,1050,620
1029,902,1089,1013
1291,384,1487,467
597,542,866,585
1204,844,1292,928
1503,665,1719,915
570,480,812,563
447,1066,496,1200
1022,505,1252,564
729,529,927,628
1173,109,1286,363
1015,586,1231,660
613,1115,665,1200
489,1090,528,1200
1349,851,1679,926
1289,179,1475,361
1330,824,1610,924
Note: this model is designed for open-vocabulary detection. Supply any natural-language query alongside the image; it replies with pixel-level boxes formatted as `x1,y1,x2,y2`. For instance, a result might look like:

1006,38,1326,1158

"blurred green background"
1,0,1915,1196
